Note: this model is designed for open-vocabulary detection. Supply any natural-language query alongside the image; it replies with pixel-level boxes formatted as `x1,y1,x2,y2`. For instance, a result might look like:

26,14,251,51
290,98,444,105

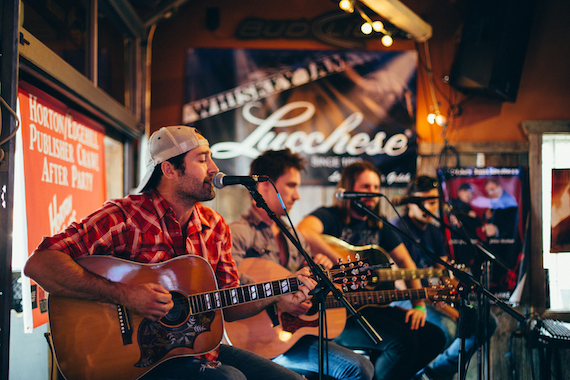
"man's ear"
160,161,177,179
256,180,272,195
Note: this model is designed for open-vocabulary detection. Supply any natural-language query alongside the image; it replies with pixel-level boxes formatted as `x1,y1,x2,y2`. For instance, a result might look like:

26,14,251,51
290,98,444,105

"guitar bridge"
117,304,133,345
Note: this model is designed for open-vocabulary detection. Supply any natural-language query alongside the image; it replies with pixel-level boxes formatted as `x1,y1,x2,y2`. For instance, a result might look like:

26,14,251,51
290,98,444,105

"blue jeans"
333,306,446,380
272,336,374,380
392,301,457,350
142,344,306,380
428,310,498,379
393,301,498,380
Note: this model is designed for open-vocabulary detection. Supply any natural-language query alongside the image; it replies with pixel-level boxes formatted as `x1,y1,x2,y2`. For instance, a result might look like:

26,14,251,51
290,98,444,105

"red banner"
18,82,107,328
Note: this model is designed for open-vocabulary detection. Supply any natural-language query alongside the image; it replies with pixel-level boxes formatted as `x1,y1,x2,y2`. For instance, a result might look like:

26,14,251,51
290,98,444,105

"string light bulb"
339,0,354,13
361,22,373,35
435,114,448,127
372,21,384,32
427,113,448,126
381,34,393,47
338,1,394,47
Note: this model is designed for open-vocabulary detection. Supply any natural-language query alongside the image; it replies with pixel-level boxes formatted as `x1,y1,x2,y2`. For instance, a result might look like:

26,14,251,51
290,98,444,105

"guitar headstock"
427,284,460,305
328,258,380,291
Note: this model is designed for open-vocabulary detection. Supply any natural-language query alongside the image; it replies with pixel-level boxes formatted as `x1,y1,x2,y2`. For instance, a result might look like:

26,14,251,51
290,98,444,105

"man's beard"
176,181,216,203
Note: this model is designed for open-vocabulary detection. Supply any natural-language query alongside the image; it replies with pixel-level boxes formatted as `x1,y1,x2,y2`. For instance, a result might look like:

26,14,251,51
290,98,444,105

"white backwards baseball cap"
136,126,209,193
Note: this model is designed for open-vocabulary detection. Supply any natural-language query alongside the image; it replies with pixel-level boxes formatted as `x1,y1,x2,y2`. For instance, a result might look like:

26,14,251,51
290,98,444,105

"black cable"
0,94,20,145
44,332,56,380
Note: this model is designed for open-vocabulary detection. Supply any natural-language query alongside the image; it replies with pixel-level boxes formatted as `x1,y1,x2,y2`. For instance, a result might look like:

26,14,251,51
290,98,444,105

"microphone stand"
351,199,525,380
417,202,508,380
244,184,382,380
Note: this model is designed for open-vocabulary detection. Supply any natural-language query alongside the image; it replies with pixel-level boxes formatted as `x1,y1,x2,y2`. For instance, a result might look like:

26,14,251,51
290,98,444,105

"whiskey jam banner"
438,167,528,297
17,81,107,329
182,49,417,187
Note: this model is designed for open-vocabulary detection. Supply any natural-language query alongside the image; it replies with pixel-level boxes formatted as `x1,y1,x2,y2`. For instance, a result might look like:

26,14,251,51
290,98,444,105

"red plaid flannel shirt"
35,189,238,361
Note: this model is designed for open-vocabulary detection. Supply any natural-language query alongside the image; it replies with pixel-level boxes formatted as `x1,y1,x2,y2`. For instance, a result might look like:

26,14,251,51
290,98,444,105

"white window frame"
524,120,570,321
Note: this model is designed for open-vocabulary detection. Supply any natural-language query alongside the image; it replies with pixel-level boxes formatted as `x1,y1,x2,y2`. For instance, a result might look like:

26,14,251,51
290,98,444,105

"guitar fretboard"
374,268,449,282
324,288,428,309
189,277,301,314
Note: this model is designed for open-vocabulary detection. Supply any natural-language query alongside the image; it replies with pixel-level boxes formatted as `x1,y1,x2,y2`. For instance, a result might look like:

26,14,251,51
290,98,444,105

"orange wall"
150,0,570,146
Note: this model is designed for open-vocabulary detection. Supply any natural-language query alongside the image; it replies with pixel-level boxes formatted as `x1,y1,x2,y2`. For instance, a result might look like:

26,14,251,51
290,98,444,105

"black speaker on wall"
449,0,536,102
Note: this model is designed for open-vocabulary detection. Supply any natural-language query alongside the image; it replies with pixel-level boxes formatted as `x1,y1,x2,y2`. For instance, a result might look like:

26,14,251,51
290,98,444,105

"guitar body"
322,234,392,267
224,258,346,359
48,255,223,380
322,235,395,290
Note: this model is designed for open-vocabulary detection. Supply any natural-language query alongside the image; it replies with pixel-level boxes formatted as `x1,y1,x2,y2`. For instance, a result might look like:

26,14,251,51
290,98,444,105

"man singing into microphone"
297,161,445,380
229,149,374,380
24,126,317,380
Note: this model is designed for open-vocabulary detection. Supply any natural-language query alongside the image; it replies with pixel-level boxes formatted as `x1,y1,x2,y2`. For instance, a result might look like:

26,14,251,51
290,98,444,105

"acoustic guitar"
47,255,368,380
224,257,458,359
322,234,452,289
322,235,461,321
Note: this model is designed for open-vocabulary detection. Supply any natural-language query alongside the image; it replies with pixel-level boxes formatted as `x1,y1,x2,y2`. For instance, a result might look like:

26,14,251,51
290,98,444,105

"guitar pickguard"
135,311,216,367
280,312,319,333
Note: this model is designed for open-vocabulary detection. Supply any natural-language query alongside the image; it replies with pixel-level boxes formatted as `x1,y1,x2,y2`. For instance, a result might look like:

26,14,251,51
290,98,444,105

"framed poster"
439,167,528,296
551,168,570,253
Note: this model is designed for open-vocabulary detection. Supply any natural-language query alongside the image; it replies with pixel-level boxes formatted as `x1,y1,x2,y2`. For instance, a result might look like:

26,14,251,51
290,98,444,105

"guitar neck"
189,276,301,314
323,288,428,309
375,268,449,282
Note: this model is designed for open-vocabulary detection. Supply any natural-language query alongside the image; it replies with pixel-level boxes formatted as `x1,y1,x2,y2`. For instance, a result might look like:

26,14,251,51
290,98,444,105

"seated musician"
390,175,497,380
297,161,446,380
23,126,316,380
229,149,374,380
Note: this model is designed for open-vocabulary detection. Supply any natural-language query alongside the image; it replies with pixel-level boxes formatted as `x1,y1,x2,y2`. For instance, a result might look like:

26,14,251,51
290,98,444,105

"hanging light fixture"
381,34,393,47
361,22,373,35
427,112,448,127
372,20,384,32
339,0,354,13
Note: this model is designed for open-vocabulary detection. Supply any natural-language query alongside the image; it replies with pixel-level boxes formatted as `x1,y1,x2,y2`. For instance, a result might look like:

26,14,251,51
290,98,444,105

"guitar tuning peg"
347,256,352,263
355,253,360,260
342,284,349,292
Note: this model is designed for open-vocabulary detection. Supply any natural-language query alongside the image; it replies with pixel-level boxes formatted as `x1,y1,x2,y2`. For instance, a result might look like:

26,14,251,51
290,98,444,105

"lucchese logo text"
210,101,410,160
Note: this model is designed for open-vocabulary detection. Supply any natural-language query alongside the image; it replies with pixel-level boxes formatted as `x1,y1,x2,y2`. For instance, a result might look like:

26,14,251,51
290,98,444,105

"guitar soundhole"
160,291,190,327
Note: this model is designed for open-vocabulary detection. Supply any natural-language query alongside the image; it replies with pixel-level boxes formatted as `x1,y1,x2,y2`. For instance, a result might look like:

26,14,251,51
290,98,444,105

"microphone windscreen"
213,172,225,189
334,188,346,202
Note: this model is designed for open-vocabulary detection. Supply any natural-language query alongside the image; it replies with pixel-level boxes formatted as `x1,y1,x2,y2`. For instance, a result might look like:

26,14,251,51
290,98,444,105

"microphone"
213,172,270,189
334,188,383,201
391,195,439,206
